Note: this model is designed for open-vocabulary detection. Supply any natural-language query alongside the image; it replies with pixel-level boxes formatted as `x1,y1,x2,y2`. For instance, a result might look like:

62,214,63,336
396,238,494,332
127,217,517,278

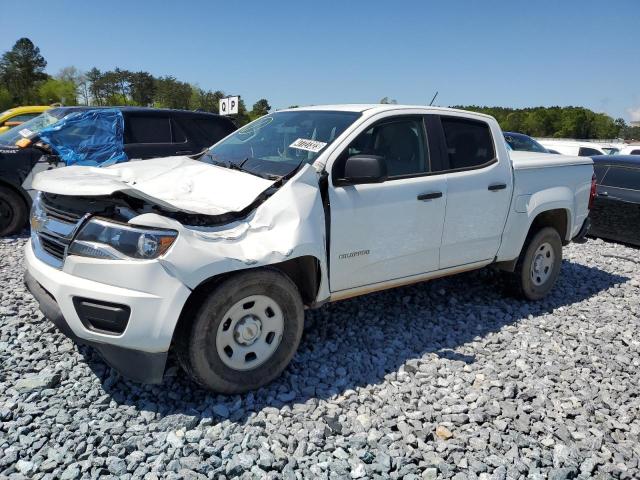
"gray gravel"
1,235,639,479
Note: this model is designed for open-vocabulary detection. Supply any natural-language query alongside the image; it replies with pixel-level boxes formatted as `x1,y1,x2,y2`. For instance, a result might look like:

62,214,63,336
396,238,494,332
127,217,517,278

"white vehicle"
25,105,595,393
536,139,606,157
616,145,640,155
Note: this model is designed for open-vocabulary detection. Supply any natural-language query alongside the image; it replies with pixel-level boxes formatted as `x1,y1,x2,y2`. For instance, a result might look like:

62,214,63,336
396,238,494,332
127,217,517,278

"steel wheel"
215,294,284,371
530,241,555,286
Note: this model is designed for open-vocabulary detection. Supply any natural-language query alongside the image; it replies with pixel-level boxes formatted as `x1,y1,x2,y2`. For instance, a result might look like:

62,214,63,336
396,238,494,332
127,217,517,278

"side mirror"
340,155,387,185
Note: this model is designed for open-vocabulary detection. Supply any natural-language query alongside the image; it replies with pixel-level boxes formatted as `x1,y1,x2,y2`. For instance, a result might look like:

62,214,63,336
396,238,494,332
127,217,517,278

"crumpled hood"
32,156,276,216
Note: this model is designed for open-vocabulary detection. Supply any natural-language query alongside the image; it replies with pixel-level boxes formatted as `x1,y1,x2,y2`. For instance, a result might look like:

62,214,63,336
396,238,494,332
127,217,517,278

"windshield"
504,133,548,153
202,110,361,178
0,109,66,145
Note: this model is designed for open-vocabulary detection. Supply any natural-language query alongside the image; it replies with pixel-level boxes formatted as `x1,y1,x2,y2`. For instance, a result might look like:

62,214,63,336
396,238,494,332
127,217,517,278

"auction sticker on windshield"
19,128,33,138
289,138,327,153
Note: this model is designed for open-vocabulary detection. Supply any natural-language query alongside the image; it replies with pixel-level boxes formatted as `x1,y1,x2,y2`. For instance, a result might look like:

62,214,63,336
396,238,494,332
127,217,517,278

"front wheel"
506,227,563,300
177,269,304,393
0,186,27,237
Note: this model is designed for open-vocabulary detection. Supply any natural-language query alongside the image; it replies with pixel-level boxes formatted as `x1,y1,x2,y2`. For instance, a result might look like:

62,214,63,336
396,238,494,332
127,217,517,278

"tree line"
1,37,638,138
0,38,270,125
451,105,639,140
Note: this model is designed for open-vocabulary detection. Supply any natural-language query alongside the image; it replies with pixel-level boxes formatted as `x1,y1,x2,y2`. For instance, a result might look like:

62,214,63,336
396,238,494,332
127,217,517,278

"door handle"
417,191,443,201
488,183,507,191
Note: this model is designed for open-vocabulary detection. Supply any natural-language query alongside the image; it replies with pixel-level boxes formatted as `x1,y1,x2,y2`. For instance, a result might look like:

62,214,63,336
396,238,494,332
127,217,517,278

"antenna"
429,91,439,106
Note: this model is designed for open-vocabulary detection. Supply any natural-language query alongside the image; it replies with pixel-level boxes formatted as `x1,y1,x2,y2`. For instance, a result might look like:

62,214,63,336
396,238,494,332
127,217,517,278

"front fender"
131,165,330,302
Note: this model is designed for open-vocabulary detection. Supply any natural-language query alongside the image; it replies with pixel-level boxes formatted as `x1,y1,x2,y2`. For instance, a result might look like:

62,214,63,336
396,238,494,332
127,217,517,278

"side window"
341,118,427,178
578,147,602,157
6,113,39,123
601,167,640,190
175,116,235,146
440,117,495,170
125,115,171,144
631,150,640,155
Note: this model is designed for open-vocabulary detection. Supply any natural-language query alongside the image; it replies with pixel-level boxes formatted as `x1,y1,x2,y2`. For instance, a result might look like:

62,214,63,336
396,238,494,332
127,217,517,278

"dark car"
503,131,549,153
589,155,640,246
0,106,236,235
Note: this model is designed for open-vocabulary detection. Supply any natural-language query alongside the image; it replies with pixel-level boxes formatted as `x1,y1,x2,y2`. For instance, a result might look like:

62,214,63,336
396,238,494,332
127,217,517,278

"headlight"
68,218,177,260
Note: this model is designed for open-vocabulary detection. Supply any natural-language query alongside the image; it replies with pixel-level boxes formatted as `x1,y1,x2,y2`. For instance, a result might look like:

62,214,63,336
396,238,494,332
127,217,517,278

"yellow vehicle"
0,105,53,134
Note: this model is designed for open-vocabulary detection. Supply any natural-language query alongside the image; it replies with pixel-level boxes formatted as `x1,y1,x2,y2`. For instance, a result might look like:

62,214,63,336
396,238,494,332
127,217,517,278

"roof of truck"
282,104,495,119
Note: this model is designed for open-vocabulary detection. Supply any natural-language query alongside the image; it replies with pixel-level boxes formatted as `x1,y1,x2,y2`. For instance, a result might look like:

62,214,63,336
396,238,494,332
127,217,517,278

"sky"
1,0,639,121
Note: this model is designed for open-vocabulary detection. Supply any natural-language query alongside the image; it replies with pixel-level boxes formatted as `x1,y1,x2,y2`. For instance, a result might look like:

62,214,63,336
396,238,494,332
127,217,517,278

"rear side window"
578,147,602,157
175,116,235,147
125,115,171,143
441,117,495,170
601,166,640,190
631,150,640,155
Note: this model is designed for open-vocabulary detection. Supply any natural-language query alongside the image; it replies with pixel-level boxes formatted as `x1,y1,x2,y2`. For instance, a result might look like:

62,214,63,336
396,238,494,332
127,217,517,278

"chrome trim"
31,194,87,269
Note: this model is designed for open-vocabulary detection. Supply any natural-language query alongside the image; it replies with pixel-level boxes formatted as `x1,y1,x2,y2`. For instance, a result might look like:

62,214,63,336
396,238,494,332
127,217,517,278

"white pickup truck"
24,105,595,393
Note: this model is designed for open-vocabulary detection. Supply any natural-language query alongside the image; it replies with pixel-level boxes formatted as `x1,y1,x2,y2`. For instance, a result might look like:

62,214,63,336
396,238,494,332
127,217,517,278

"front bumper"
24,240,192,383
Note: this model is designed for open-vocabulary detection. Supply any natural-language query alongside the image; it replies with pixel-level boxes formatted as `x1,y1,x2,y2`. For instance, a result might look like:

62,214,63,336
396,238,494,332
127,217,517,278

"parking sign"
219,96,239,116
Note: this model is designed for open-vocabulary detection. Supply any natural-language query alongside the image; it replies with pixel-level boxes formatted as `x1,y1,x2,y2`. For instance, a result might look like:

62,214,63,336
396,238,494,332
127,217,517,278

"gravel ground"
1,235,639,480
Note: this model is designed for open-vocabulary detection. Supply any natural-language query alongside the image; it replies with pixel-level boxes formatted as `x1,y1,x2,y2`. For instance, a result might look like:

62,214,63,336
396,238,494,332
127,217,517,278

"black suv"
0,106,236,235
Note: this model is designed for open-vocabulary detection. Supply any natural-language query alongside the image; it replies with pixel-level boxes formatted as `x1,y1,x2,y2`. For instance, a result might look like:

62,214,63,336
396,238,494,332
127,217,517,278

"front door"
328,116,447,292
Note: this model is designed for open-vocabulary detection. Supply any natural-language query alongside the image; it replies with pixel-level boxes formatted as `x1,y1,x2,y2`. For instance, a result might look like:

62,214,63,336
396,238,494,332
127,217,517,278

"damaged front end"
30,160,330,301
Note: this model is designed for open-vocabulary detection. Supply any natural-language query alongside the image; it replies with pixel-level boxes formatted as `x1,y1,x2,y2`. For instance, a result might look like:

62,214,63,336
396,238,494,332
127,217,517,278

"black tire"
505,227,562,301
0,186,27,237
177,269,304,394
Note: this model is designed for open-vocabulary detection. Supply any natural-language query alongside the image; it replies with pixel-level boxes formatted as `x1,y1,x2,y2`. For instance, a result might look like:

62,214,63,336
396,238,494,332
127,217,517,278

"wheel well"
170,256,322,350
529,209,569,244
494,208,569,272
0,180,31,210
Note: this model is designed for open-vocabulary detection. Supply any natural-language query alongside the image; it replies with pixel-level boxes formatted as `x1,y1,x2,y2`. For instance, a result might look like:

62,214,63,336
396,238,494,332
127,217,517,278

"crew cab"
24,105,594,393
0,106,236,236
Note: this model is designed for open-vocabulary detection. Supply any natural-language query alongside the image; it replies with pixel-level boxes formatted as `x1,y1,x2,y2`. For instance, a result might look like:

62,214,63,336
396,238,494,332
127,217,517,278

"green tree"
153,76,191,109
38,78,78,105
86,68,105,105
0,38,48,104
129,71,155,106
189,86,224,112
380,97,397,104
0,86,11,110
249,98,271,120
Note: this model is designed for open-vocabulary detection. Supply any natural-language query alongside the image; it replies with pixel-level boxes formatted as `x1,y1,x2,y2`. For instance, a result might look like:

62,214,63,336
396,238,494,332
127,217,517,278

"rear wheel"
505,227,562,300
177,269,304,393
0,186,27,237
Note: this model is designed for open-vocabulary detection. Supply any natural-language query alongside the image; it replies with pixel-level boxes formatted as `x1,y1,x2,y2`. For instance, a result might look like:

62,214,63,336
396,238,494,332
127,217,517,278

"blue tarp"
38,109,128,167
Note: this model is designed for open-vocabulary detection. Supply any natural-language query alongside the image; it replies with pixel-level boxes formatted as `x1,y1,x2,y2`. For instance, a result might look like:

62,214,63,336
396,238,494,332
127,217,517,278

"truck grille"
31,194,86,269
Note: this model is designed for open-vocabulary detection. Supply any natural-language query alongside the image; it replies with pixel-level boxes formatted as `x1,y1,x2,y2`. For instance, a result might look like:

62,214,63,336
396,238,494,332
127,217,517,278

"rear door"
434,115,513,268
123,112,182,159
328,114,447,292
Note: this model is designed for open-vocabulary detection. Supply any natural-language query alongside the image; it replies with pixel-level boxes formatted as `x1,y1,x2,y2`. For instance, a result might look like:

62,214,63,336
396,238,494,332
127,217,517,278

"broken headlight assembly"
67,218,178,260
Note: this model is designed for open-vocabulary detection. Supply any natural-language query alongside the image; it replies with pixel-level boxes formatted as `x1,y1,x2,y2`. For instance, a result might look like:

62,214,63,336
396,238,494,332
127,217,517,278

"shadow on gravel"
81,259,628,424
